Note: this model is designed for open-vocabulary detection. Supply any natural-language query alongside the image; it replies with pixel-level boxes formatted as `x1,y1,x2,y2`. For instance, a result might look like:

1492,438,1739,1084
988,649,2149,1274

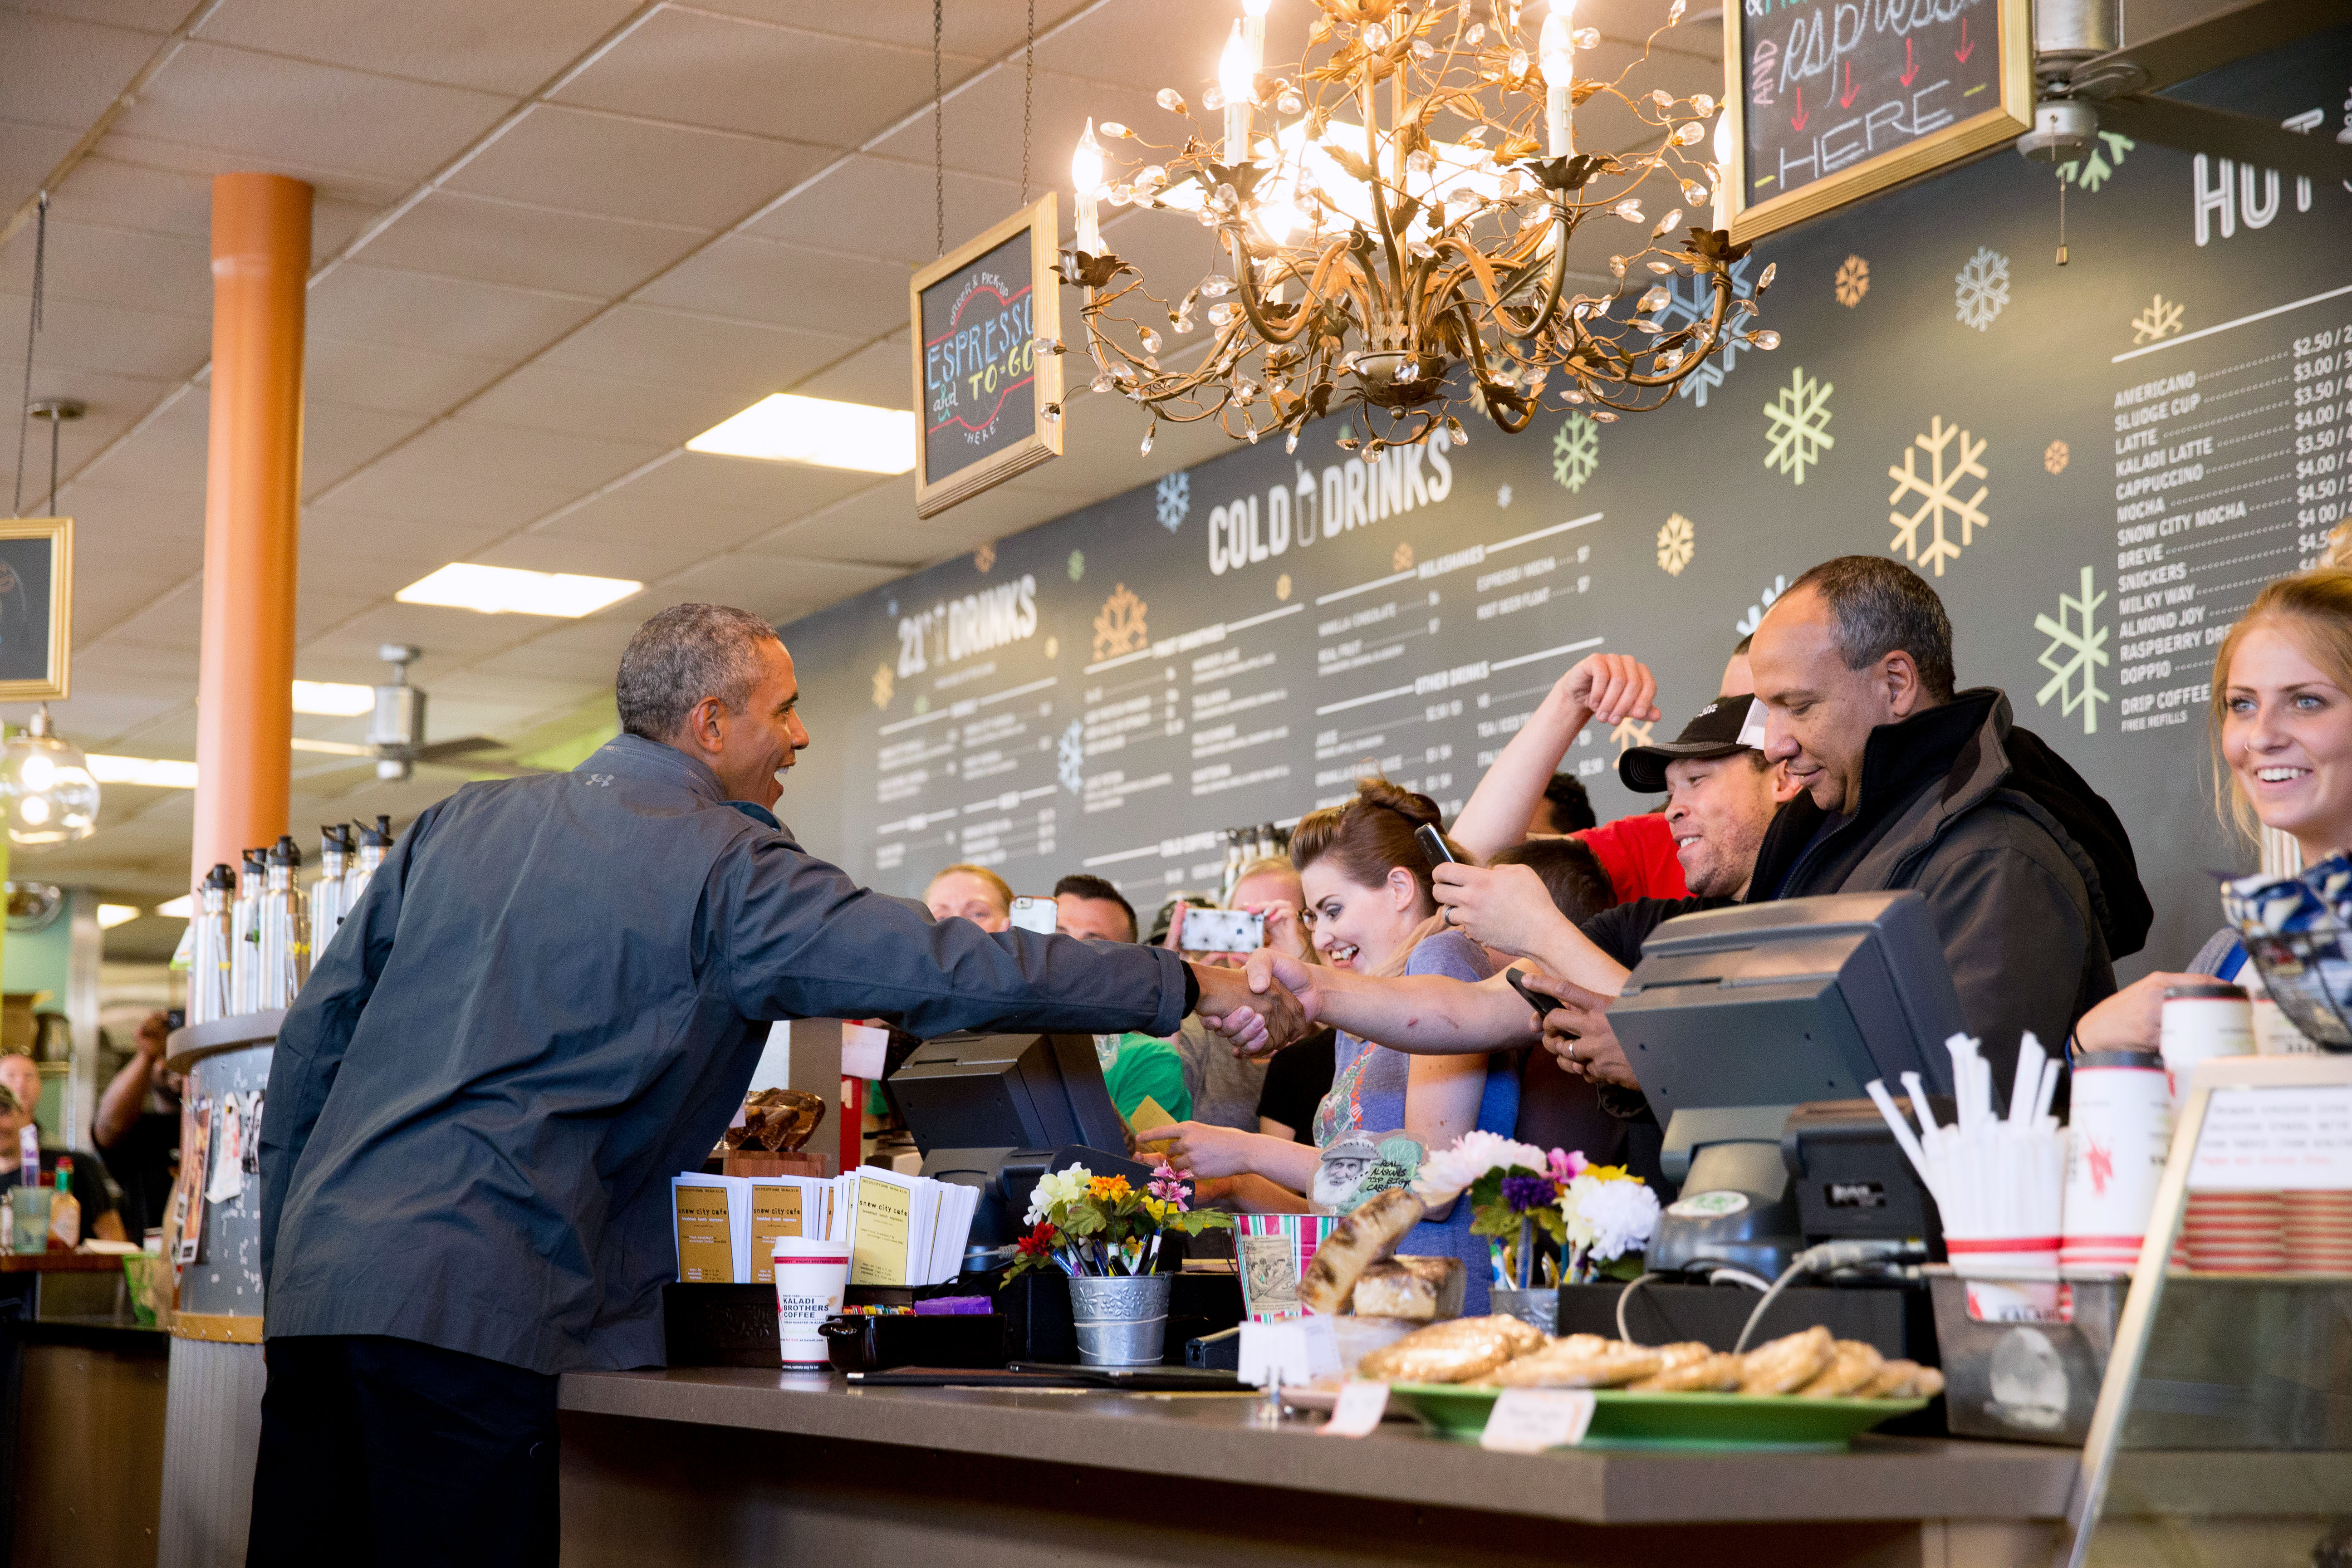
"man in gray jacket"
251,603,1302,1566
1746,557,2150,1098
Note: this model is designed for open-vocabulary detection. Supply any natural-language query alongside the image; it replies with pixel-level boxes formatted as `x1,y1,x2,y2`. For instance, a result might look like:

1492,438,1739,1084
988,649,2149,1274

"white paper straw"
1867,1078,1934,1187
2009,1033,2044,1128
2034,1055,2061,1124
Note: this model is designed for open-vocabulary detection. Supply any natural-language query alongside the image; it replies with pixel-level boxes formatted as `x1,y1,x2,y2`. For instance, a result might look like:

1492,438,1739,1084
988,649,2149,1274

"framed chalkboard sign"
910,193,1064,518
1722,0,2031,241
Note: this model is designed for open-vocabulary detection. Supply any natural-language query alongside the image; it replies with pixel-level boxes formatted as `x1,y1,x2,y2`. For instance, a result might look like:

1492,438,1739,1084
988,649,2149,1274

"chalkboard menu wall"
777,31,2351,979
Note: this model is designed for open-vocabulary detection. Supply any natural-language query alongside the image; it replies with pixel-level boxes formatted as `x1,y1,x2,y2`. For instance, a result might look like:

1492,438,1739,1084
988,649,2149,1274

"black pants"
248,1334,560,1567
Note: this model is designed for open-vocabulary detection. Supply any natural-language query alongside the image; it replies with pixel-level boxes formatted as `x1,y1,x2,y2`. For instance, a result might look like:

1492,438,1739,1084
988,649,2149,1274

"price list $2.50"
2293,320,2351,566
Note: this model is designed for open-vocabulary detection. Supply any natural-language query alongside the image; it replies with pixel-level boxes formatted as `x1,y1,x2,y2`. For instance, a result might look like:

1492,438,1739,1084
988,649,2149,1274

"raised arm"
1429,862,1633,996
1450,653,1659,859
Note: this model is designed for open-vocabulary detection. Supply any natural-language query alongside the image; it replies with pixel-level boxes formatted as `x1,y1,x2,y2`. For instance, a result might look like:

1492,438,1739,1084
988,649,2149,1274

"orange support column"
191,174,311,887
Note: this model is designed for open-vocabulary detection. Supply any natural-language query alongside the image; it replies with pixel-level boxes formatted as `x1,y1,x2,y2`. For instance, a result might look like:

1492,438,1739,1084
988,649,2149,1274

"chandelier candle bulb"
1073,120,1105,255
1711,113,1735,231
1540,8,1573,157
1220,20,1254,166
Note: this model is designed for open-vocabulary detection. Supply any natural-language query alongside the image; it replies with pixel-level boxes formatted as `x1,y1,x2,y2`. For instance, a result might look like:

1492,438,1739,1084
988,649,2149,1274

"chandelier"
1058,0,1777,459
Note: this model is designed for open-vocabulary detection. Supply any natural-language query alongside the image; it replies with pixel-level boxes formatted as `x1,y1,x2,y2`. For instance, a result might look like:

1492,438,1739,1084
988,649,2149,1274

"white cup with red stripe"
773,1237,851,1367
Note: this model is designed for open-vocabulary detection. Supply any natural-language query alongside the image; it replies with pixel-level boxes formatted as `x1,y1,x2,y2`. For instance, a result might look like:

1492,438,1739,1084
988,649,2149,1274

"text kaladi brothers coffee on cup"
773,1237,850,1367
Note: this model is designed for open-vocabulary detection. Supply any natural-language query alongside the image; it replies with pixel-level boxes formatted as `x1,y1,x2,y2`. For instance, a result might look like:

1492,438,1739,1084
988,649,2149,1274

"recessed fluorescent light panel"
89,755,199,789
97,903,142,929
152,895,194,919
688,394,917,474
292,680,376,716
396,564,642,618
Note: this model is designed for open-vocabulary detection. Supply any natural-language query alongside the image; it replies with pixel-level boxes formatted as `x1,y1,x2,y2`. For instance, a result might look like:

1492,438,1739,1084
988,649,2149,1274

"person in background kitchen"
2071,565,2352,1052
925,862,1013,932
0,1050,127,1242
96,1009,185,1240
252,602,1305,1566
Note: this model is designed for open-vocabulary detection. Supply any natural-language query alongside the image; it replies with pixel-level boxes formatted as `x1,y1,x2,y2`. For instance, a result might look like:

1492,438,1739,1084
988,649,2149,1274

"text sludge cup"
772,1237,850,1367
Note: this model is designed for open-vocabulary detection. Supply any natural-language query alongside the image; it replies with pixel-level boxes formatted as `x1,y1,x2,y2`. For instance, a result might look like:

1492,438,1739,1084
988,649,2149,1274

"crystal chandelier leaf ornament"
1058,0,1766,457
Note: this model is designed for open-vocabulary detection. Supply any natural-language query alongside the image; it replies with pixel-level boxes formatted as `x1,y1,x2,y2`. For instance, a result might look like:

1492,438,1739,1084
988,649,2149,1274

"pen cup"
772,1238,851,1368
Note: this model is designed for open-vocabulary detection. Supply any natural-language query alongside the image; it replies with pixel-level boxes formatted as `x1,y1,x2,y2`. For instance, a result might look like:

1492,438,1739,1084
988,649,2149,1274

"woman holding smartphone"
1139,779,1525,1312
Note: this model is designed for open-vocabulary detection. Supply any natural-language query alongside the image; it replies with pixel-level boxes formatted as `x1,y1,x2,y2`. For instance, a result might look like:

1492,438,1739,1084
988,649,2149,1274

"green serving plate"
1386,1383,1930,1451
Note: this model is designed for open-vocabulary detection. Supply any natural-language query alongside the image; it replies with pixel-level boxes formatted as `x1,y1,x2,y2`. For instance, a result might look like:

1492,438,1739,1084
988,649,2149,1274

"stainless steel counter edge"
557,1369,2081,1526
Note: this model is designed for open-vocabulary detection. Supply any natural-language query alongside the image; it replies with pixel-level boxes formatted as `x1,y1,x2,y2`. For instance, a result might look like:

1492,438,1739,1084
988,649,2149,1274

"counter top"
0,1252,136,1274
560,1367,2082,1527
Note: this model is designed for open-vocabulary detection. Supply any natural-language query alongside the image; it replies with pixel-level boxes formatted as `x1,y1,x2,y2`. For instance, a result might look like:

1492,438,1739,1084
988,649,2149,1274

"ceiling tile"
746,157,1018,264
10,0,190,31
445,105,833,230
305,263,601,361
469,529,706,585
0,124,82,241
679,4,1083,56
0,10,165,130
302,402,429,493
464,637,629,684
67,384,209,500
326,418,666,516
458,363,744,448
537,304,858,396
0,290,210,380
39,157,216,241
552,447,881,524
555,10,942,144
297,602,548,671
786,330,908,410
194,0,642,96
299,505,519,572
636,235,909,341
304,336,507,418
1033,5,1321,92
745,484,972,569
292,590,382,644
109,41,514,185
0,362,175,494
862,69,1162,184
305,457,577,535
352,191,707,299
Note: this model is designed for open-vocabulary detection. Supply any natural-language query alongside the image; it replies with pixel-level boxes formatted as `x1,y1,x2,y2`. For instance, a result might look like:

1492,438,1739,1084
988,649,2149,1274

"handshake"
1187,951,1323,1055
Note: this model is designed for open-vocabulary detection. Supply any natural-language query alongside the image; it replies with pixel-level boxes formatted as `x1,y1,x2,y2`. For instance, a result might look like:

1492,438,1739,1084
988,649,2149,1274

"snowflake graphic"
1057,718,1086,794
2058,130,2136,193
2034,565,2111,735
1552,415,1600,492
1092,583,1149,661
1656,513,1695,576
1888,416,1990,577
1955,246,2011,332
1763,367,1834,485
1735,573,1789,637
2044,440,2070,475
1497,484,1513,508
1068,549,1086,582
974,540,996,573
871,662,894,710
1656,256,1755,406
1835,255,1869,308
1608,715,1656,753
1155,470,1191,532
1276,573,1293,602
2131,294,2185,345
1392,540,1415,573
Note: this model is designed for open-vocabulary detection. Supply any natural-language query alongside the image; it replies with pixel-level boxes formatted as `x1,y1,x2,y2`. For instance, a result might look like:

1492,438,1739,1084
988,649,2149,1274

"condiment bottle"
48,1157,79,1250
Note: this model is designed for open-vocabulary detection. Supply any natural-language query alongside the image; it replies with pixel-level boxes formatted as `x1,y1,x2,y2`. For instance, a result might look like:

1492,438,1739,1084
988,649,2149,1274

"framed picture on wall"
0,517,73,702
1721,0,2033,241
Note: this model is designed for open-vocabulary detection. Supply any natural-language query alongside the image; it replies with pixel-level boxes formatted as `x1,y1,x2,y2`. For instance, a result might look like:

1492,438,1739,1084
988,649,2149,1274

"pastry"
1736,1326,1835,1395
1907,1366,1945,1398
1627,1350,1744,1392
1795,1339,1885,1399
1356,1314,1546,1384
1859,1359,1929,1398
1488,1338,1664,1388
1350,1256,1465,1321
1297,1186,1427,1315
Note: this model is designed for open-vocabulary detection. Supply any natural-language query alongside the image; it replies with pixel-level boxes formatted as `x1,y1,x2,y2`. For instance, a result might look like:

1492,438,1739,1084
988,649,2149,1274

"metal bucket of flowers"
1007,1161,1235,1366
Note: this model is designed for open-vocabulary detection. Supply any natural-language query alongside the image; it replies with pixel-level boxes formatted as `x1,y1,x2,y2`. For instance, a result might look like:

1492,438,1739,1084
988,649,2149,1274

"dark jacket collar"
586,733,726,801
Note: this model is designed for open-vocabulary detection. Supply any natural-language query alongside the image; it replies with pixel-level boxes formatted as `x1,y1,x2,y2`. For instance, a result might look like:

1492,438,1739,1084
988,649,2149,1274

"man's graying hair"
1785,556,1956,702
616,603,784,741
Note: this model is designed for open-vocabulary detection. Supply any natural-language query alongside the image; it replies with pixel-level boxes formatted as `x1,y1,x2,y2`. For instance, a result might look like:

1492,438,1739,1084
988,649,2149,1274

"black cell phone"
164,1009,185,1031
1413,823,1455,865
1504,969,1573,1034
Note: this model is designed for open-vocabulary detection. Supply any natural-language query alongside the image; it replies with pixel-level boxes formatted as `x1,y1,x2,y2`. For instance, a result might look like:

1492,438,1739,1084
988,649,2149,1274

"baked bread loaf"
1858,1358,1949,1399
1355,1314,1545,1384
1626,1348,1744,1392
1350,1256,1465,1321
1737,1326,1835,1394
1796,1339,1885,1399
1486,1338,1663,1388
1297,1186,1426,1315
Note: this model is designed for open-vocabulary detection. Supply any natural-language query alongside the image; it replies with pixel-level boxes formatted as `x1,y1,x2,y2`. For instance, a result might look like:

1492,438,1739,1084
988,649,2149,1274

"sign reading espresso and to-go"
910,193,1064,518
1720,0,2031,240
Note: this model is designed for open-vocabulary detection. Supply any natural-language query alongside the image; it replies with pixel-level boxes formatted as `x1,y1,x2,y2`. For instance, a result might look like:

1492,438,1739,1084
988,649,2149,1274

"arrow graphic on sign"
1790,86,1809,131
1954,18,1974,62
1900,36,1918,85
1839,60,1858,107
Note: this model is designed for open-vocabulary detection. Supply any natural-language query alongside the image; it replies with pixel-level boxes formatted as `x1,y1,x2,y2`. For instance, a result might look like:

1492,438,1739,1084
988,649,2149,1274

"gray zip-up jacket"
1748,690,2137,1101
259,733,1188,1374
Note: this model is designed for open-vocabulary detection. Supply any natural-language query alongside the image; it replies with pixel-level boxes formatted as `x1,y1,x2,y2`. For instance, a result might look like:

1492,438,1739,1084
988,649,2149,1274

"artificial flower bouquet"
1005,1161,1234,1280
1413,1131,1661,1289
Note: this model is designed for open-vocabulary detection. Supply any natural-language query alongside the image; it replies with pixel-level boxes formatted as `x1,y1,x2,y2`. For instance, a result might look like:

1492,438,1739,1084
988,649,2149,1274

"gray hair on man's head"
615,603,783,742
1783,555,1956,703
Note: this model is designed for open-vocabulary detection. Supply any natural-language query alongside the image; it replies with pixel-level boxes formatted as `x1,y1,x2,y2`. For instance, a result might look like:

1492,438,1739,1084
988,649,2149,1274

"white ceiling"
0,0,2229,940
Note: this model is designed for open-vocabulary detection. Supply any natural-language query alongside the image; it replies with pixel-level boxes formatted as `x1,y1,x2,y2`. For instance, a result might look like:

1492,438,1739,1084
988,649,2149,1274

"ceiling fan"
2017,0,2352,182
291,644,547,783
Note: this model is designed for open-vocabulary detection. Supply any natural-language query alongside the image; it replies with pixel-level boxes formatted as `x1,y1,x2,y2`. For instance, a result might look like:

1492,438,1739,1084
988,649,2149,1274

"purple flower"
1502,1173,1556,1213
1548,1148,1587,1186
1147,1161,1189,1211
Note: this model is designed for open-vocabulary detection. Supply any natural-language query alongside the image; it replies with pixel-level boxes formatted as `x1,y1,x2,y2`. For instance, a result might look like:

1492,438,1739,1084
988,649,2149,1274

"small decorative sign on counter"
1319,1379,1390,1438
910,193,1063,518
1478,1388,1597,1454
2187,1084,2352,1192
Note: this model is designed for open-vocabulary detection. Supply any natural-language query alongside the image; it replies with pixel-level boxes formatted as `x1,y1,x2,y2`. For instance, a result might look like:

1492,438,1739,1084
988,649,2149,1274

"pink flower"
1147,1162,1189,1212
1548,1148,1588,1186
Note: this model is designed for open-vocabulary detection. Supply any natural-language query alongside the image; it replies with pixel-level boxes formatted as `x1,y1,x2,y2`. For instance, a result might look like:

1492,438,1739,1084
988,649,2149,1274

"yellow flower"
1583,1164,1633,1184
1088,1175,1132,1202
1142,1197,1172,1224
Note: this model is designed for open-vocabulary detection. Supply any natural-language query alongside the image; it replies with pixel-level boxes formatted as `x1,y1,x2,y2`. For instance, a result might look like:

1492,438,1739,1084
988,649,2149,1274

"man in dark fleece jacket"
1747,556,2151,1101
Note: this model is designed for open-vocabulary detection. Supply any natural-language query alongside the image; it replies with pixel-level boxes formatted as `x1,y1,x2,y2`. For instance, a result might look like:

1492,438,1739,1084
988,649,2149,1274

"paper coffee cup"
772,1237,850,1367
2159,984,2253,1106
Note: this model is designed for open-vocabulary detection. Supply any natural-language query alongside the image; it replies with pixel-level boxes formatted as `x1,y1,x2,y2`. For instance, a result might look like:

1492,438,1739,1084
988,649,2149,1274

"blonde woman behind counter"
2076,566,2352,1050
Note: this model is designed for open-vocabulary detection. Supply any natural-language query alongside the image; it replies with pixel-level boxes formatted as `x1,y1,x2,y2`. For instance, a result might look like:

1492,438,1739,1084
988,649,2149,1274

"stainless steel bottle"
190,863,235,1024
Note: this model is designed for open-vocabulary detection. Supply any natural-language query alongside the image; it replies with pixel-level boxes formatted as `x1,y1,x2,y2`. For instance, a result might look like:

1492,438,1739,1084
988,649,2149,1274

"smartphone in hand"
1413,823,1455,866
1010,896,1058,935
1176,907,1264,954
1503,969,1574,1038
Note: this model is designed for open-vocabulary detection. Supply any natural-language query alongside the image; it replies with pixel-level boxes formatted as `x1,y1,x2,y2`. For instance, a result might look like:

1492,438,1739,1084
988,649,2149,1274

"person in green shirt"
1095,1034,1192,1124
